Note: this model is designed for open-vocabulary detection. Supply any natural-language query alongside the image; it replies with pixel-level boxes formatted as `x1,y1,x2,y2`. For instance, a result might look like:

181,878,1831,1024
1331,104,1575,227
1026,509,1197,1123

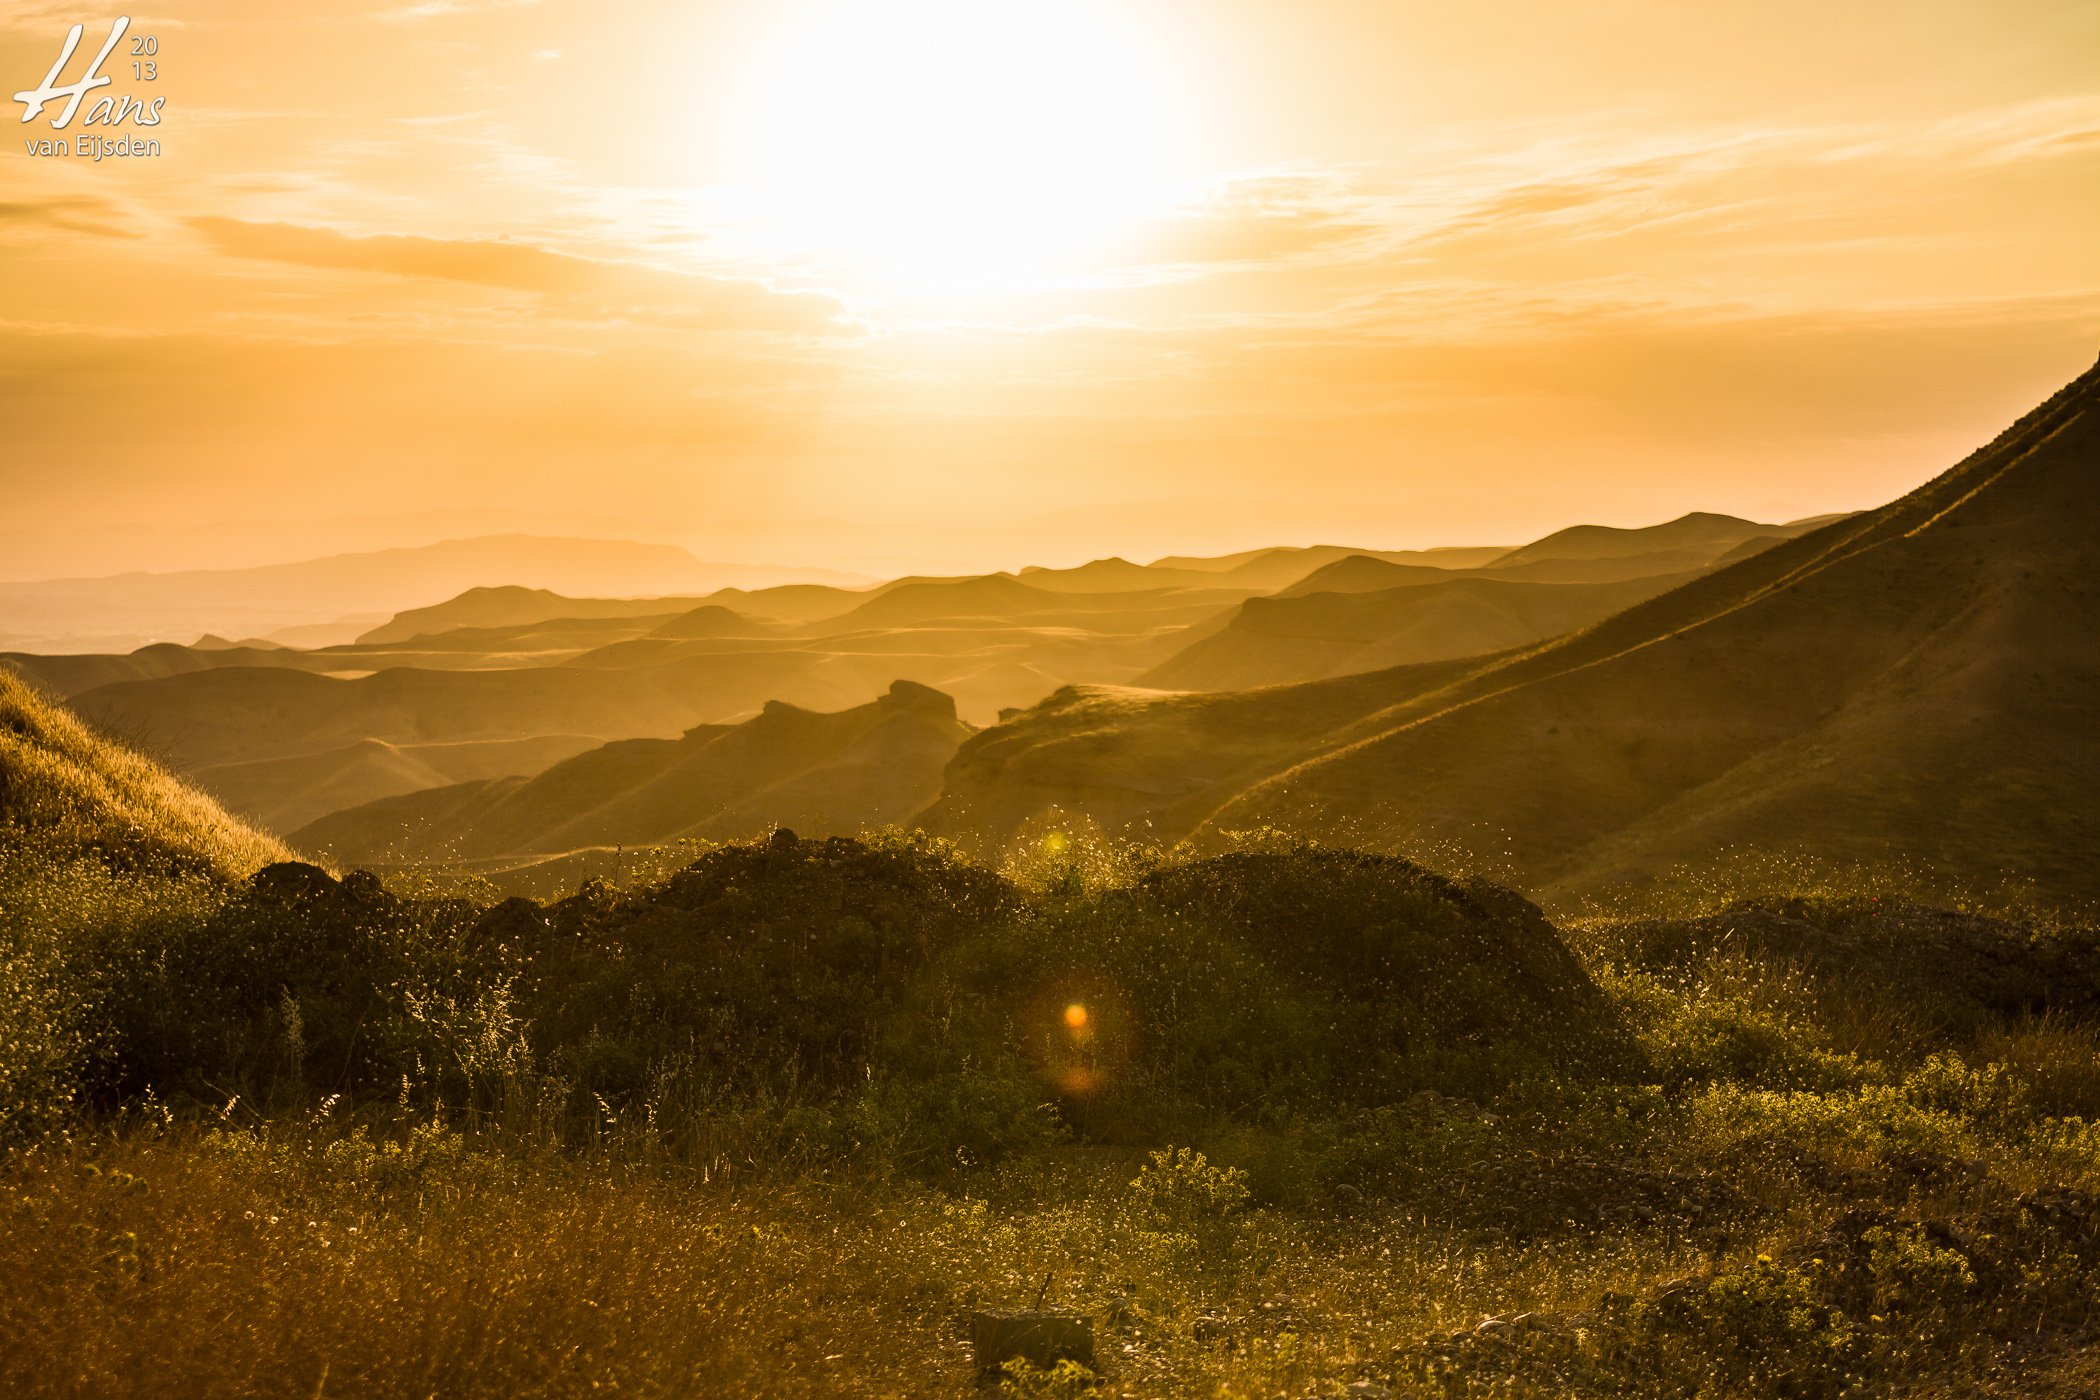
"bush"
1862,1223,1975,1315
96,862,516,1112
1632,1255,1858,1397
1129,1147,1250,1224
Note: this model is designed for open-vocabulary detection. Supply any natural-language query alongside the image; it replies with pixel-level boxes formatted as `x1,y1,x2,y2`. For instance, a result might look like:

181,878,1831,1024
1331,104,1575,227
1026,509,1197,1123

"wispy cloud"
1128,173,1383,271
185,217,847,334
375,0,546,24
0,195,137,240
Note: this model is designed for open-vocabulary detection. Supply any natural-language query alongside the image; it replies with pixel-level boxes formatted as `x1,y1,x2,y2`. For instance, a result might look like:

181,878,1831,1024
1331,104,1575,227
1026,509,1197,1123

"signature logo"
14,16,164,129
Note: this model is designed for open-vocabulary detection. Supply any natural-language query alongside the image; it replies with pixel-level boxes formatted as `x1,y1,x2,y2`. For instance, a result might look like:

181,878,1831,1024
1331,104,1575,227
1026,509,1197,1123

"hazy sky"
3,0,2096,577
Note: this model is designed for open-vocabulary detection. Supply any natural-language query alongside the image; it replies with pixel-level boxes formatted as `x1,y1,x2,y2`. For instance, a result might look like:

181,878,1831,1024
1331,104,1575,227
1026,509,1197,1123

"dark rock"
340,869,386,902
967,1310,1094,1379
250,861,339,903
472,896,550,948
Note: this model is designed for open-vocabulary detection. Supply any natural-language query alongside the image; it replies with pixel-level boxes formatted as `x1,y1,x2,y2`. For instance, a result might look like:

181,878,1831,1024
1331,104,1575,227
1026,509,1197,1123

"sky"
3,0,2096,579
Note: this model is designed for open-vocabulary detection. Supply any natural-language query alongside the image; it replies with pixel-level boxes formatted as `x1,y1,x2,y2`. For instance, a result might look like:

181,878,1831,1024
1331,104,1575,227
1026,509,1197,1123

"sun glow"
724,0,1194,295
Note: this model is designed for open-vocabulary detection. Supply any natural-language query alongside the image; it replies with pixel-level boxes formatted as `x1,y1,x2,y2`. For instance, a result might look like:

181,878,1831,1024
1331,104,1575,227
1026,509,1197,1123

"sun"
723,0,1193,296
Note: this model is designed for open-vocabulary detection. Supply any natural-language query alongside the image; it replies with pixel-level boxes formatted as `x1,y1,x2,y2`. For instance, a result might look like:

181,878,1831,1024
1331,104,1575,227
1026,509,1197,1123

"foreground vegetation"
8,829,2100,1396
10,671,2100,1396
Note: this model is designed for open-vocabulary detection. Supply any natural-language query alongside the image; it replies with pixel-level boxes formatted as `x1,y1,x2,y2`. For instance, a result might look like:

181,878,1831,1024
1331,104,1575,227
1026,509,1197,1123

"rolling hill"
356,585,711,645
1140,571,1701,691
925,354,2100,906
1486,511,1817,568
1013,546,1506,594
1146,543,1514,585
62,664,724,773
293,680,972,868
191,733,607,834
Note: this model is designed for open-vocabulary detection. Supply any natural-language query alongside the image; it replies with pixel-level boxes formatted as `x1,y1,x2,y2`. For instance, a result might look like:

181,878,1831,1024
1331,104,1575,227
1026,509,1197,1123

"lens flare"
1064,1002,1088,1030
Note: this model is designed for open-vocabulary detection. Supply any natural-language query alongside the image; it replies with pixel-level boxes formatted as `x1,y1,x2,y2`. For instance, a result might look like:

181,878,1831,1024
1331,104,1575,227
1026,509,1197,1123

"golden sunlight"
723,0,1194,294
6,2,2100,1392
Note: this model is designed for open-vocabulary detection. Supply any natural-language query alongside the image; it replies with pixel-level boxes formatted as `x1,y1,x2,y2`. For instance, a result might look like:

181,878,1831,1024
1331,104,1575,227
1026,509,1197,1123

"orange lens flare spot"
1064,1002,1089,1030
1055,1067,1103,1097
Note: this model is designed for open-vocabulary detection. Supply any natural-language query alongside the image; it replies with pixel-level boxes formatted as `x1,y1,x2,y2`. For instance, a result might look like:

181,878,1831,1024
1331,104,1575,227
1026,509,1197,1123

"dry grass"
0,1123,1723,1400
0,1128,966,1398
0,667,287,880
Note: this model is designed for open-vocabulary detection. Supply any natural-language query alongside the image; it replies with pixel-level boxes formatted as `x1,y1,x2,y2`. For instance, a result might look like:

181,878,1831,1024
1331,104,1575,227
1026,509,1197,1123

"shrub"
1639,1255,1857,1397
1862,1223,1975,1315
997,1358,1099,1399
1129,1147,1250,1224
1899,1053,2030,1134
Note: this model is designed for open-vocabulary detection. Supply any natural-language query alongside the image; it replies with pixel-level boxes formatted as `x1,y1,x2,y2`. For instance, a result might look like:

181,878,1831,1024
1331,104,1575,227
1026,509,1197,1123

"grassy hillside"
0,668,286,881
1216,354,2100,901
928,356,2100,908
920,663,1484,854
0,669,288,1141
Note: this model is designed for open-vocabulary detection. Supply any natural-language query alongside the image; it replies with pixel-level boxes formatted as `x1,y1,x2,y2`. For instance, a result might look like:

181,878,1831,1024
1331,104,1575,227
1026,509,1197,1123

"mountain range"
924,356,2100,904
12,355,2091,916
0,535,869,653
2,517,1778,846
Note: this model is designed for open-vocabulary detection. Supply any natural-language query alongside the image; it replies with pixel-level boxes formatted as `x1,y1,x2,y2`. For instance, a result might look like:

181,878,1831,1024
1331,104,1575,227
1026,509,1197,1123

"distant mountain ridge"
923,356,2100,905
294,680,971,869
1139,571,1704,691
1141,513,1831,691
1489,511,1805,567
357,586,708,645
0,536,868,654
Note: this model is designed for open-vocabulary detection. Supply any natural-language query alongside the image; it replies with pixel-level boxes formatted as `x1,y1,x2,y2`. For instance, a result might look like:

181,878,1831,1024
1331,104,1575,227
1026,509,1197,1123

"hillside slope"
1140,571,1700,690
294,680,972,867
65,665,722,771
0,668,285,880
928,355,2100,904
